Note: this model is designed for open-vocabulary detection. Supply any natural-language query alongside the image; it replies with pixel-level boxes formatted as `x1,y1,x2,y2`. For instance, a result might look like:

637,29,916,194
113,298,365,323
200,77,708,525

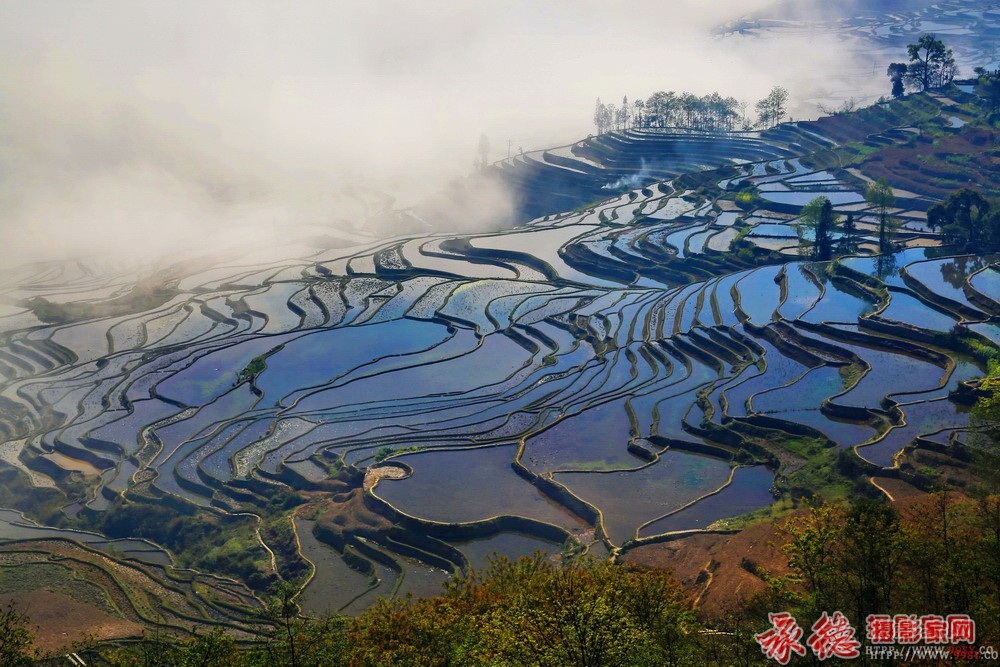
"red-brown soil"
624,483,936,618
622,516,800,618
0,589,143,654
860,128,999,198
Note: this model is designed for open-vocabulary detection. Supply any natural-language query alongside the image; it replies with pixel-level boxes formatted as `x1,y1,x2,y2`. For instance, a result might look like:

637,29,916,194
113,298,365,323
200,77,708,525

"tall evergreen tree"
865,179,896,251
477,133,490,170
886,62,908,98
593,98,606,134
801,196,836,260
842,212,857,253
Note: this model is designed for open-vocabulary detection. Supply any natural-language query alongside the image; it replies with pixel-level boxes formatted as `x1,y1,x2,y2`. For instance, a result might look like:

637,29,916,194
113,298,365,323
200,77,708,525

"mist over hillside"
0,0,889,270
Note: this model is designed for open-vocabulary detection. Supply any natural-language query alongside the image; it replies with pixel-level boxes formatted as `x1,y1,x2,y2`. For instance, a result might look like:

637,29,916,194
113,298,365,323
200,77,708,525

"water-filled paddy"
295,519,373,614
375,445,587,530
970,265,1000,300
553,450,734,545
818,332,946,408
799,279,877,324
878,291,959,332
759,191,864,207
293,330,536,412
905,256,992,312
524,399,638,472
451,532,559,572
778,264,821,320
857,398,970,467
638,465,774,535
736,266,782,325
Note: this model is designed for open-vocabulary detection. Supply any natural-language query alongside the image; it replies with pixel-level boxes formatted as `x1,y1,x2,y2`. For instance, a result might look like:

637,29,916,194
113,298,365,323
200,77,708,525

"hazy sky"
0,0,863,268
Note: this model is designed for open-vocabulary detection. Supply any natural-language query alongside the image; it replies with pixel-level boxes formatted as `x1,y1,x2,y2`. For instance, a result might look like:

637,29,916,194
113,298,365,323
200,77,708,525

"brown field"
860,127,999,199
622,516,798,618
0,590,143,654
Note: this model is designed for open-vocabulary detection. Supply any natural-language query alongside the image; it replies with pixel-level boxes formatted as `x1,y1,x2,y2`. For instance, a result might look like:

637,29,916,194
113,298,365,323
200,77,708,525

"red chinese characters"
947,615,976,644
921,614,948,644
865,614,894,644
863,613,977,645
807,611,861,660
757,612,980,663
756,612,807,665
895,614,922,644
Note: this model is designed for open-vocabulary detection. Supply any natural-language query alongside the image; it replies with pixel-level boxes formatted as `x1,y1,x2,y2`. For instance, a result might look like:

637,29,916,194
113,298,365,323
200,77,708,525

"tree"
605,103,618,133
632,98,645,128
905,34,957,91
266,581,301,667
619,95,631,131
800,196,837,260
841,212,857,253
0,602,35,667
594,98,610,134
865,179,896,251
679,92,698,127
737,99,752,131
971,364,1000,445
973,67,1000,116
886,62,908,98
838,500,905,622
477,133,490,170
756,86,789,129
779,501,846,614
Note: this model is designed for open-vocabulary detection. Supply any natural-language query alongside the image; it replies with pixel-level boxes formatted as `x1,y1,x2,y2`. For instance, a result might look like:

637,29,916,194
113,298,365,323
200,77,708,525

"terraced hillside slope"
0,85,996,645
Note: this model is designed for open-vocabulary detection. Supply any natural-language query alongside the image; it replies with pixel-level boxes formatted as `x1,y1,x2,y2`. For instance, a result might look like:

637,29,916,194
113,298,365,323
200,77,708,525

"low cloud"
0,0,873,270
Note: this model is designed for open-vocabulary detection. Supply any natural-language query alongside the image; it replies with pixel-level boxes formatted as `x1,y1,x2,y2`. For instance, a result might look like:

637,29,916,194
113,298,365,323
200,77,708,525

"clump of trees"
886,34,957,96
972,67,1000,119
927,188,1000,250
791,181,897,257
780,494,999,644
971,363,1000,446
594,95,637,134
593,86,788,134
754,86,790,129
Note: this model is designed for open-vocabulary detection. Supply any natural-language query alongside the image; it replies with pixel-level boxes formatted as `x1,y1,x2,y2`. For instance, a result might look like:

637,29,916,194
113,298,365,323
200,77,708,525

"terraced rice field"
0,84,996,624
